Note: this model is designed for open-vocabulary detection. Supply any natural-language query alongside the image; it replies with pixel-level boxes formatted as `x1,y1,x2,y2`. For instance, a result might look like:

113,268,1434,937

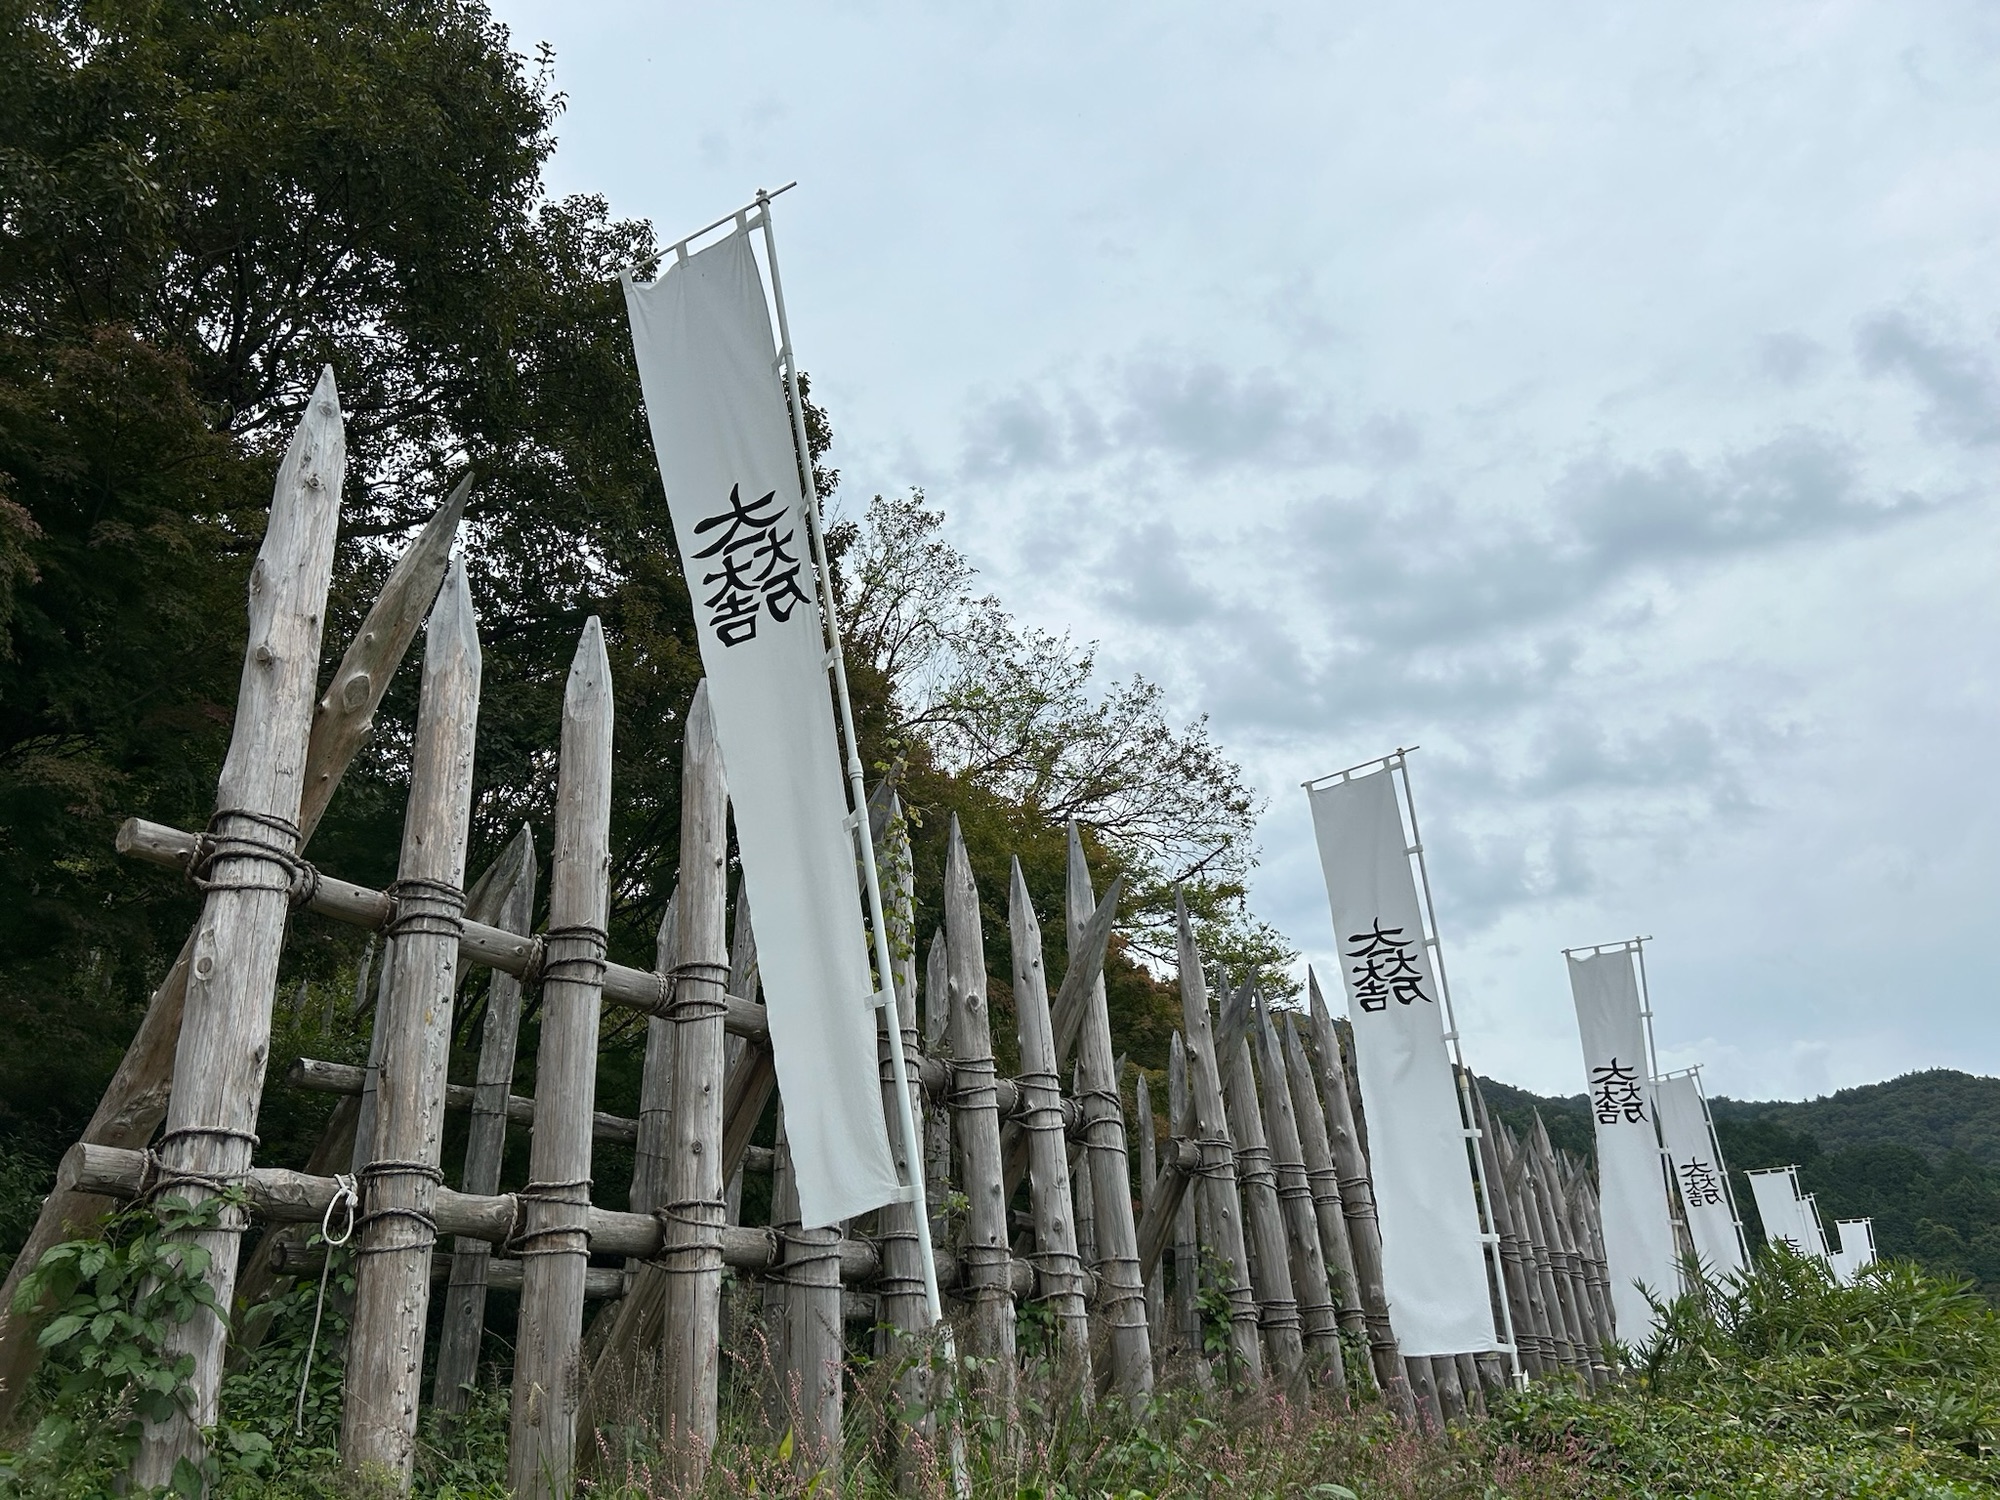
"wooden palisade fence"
3,368,1625,1495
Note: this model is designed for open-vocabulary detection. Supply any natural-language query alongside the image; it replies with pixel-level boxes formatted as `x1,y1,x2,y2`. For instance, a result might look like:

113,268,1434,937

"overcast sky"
492,1,2000,1100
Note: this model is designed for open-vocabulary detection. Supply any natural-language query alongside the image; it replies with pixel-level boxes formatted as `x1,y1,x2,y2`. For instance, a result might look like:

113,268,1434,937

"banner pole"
1688,1066,1753,1269
1388,751,1522,1382
752,190,944,1328
1631,939,1695,1276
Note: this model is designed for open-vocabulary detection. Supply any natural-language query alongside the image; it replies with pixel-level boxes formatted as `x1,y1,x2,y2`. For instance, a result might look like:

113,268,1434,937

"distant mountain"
1475,1068,2000,1299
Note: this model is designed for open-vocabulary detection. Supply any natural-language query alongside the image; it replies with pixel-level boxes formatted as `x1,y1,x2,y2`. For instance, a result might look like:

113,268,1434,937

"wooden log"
1280,1015,1367,1344
1497,1121,1557,1376
1215,987,1305,1398
117,818,768,1040
342,559,483,1484
1009,860,1091,1383
1474,1350,1509,1401
1455,1352,1487,1417
775,1106,844,1463
632,892,680,1215
1306,972,1414,1421
271,1242,624,1300
945,817,1016,1404
1167,1034,1204,1371
132,369,346,1490
1519,1120,1590,1382
0,471,464,1431
352,947,394,1173
433,831,538,1416
289,1058,637,1147
1501,1125,1575,1378
1468,1080,1545,1378
1174,897,1261,1386
507,618,613,1500
1431,1353,1466,1423
1064,828,1151,1398
655,680,730,1477
1405,1354,1444,1433
65,1144,1044,1293
922,931,953,1255
1072,1065,1097,1278
1569,1169,1617,1366
1249,991,1344,1391
872,794,929,1353
1134,1069,1167,1354
723,890,761,1223
1532,1118,1605,1384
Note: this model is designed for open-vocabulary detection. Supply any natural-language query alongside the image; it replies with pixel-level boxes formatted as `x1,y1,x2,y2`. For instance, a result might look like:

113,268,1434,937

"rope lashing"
384,876,465,941
539,924,608,987
185,807,319,906
511,1177,593,1258
352,1158,444,1253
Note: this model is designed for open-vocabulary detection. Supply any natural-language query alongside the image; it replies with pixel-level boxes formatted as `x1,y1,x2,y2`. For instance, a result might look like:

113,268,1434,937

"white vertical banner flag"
623,230,902,1228
1747,1167,1822,1258
1832,1219,1876,1282
1308,770,1496,1356
1567,949,1681,1341
1654,1073,1745,1276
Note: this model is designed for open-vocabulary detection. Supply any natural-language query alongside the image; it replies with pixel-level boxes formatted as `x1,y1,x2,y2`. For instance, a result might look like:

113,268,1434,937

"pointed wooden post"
769,1105,843,1467
1064,825,1152,1397
434,825,538,1414
130,369,346,1488
1280,1015,1366,1345
655,680,730,1474
1456,1351,1488,1415
873,794,930,1350
1133,1069,1167,1356
1503,1125,1574,1377
1251,990,1344,1391
1532,1117,1603,1384
1468,1081,1544,1379
507,618,613,1500
945,817,1015,1404
633,892,680,1216
1009,860,1091,1381
923,930,954,1256
1522,1121,1589,1383
1216,991,1305,1399
1431,1353,1467,1422
1404,1354,1444,1432
723,892,759,1225
1305,973,1414,1422
1174,896,1261,1386
1166,1034,1205,1375
1,463,464,1437
341,560,483,1484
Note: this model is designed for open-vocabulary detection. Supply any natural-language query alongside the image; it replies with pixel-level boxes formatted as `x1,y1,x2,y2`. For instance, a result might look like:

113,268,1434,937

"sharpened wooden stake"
1468,1080,1545,1379
945,818,1016,1406
132,368,347,1489
1134,1068,1167,1354
1009,860,1091,1384
1174,895,1261,1387
341,559,482,1484
0,467,465,1432
1305,971,1415,1422
507,618,613,1500
1064,826,1152,1397
1167,1033,1207,1380
872,795,930,1351
657,680,730,1477
1280,1014,1366,1345
1251,990,1345,1391
433,827,538,1414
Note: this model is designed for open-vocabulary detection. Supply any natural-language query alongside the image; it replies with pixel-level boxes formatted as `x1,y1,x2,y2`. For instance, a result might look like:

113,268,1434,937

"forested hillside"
1481,1069,2000,1297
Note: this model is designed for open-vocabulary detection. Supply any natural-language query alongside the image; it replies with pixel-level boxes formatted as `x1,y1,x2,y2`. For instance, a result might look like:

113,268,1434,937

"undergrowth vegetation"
6,1219,2000,1498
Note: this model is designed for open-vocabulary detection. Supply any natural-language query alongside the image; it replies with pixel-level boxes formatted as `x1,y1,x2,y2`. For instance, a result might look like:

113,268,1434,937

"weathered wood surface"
1469,1081,1545,1378
1215,987,1305,1398
1009,861,1091,1382
655,681,729,1477
65,1144,1047,1293
133,370,347,1490
1306,972,1414,1420
1250,990,1344,1390
1456,1352,1488,1416
1175,897,1261,1386
342,560,482,1484
1280,1014,1366,1342
1502,1124,1576,1376
1065,827,1152,1397
1521,1120,1590,1381
1533,1117,1605,1383
1134,1069,1168,1352
770,1108,843,1462
945,817,1016,1404
723,892,760,1225
1167,1034,1204,1373
288,1056,670,1150
117,817,767,1039
632,892,680,1215
923,931,954,1255
873,794,929,1352
1432,1353,1466,1423
0,468,465,1432
1405,1354,1444,1433
507,618,613,1500
433,827,538,1415
270,1242,623,1299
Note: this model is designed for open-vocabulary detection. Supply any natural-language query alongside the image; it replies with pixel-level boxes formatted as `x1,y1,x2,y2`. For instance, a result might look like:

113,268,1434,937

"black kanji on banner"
1677,1157,1724,1207
1591,1059,1647,1124
1344,919,1431,1014
693,483,813,645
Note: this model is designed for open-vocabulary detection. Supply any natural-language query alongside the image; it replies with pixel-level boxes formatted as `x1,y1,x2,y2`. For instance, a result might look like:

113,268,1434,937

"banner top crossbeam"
1562,935,1651,958
637,182,799,271
1302,745,1419,790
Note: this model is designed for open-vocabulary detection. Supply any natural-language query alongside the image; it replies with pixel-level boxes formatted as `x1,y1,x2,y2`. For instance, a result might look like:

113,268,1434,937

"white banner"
624,230,901,1228
1746,1166,1822,1259
1308,770,1496,1356
1832,1219,1876,1282
1653,1073,1744,1276
1567,949,1680,1341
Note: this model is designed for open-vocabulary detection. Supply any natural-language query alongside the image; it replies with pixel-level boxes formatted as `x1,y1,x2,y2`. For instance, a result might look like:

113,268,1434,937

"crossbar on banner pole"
1386,751,1523,1383
750,188,944,1331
